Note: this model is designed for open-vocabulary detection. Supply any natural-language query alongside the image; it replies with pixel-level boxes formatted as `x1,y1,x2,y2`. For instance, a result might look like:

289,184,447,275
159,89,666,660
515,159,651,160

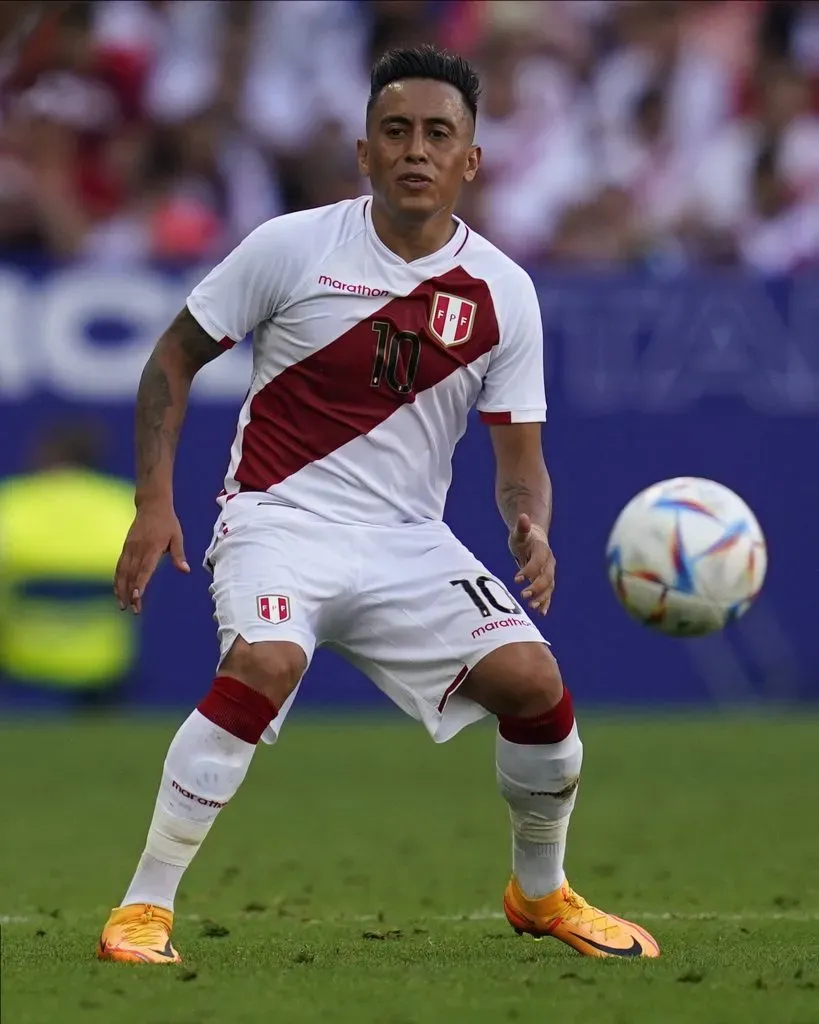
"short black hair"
367,45,481,123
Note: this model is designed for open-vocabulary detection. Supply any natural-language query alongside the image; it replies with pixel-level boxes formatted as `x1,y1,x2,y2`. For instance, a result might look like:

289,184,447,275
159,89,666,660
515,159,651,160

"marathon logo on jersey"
318,275,389,297
429,292,477,347
257,594,291,624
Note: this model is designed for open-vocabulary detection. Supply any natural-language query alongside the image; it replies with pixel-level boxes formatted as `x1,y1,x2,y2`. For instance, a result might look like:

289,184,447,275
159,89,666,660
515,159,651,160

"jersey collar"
363,197,468,267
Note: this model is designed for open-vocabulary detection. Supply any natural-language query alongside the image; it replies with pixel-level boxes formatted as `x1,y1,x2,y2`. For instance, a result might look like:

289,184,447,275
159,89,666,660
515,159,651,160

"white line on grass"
436,910,819,924
2,909,818,926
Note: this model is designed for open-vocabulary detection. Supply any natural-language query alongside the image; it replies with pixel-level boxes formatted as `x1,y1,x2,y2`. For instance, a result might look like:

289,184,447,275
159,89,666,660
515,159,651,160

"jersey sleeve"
476,269,547,424
185,217,302,348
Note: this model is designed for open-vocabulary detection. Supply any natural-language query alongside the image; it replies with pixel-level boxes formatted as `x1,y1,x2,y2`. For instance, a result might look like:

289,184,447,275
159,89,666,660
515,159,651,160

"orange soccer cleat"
503,876,660,958
97,904,182,964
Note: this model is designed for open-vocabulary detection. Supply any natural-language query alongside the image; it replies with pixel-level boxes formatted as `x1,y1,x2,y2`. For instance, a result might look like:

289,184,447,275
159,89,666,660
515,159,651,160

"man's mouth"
397,173,433,190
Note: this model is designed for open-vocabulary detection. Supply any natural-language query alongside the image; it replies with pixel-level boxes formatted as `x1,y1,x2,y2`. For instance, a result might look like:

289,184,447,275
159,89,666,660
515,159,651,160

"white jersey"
187,196,546,526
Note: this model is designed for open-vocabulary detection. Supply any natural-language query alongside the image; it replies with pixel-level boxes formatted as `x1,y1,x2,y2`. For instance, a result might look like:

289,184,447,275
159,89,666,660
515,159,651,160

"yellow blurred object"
0,467,136,688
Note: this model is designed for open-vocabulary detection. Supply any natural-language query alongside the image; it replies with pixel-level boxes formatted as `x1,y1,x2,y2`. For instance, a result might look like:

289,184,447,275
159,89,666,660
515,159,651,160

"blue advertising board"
0,260,816,711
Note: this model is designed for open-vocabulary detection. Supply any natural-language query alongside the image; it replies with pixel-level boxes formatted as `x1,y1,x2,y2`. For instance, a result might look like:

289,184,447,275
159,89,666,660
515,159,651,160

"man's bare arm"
134,307,225,507
489,422,555,613
114,308,226,612
490,422,553,538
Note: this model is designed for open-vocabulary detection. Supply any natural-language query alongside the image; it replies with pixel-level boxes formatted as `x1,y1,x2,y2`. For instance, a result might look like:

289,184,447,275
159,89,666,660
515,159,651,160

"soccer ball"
606,477,767,637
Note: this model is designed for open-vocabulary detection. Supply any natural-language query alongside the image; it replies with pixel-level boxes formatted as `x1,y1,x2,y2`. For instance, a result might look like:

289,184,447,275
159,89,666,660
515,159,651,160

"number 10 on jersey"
370,321,421,395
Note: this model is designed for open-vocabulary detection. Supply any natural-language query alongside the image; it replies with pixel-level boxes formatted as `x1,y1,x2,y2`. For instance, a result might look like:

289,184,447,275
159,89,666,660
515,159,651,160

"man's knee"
460,642,564,719
219,637,306,708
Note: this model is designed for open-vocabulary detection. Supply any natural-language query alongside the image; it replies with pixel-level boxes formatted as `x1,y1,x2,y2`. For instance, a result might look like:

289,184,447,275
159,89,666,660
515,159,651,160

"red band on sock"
498,686,575,745
197,676,277,744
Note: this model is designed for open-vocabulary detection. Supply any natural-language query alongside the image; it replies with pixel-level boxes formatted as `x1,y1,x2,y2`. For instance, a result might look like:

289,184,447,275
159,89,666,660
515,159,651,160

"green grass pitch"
2,712,818,1023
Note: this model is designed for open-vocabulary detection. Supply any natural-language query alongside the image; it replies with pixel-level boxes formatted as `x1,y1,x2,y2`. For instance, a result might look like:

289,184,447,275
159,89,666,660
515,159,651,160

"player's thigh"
334,525,548,742
208,501,351,706
457,639,564,718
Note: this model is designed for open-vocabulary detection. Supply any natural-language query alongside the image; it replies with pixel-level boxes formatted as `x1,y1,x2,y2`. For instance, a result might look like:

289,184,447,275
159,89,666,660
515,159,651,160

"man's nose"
404,126,429,163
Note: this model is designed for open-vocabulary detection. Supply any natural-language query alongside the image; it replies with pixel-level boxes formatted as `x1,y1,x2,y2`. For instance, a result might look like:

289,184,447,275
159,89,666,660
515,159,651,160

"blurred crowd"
3,0,819,273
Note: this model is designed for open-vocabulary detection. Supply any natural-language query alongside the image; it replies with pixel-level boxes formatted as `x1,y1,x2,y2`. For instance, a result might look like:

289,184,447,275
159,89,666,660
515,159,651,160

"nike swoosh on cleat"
570,933,643,957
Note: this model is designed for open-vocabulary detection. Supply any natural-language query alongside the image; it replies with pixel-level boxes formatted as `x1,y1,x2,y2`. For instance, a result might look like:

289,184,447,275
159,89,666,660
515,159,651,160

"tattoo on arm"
497,474,552,534
498,480,535,526
135,352,175,483
134,307,225,501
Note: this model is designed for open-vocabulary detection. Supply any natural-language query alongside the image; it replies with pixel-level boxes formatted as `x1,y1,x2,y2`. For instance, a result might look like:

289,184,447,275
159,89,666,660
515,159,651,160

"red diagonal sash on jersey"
235,267,499,492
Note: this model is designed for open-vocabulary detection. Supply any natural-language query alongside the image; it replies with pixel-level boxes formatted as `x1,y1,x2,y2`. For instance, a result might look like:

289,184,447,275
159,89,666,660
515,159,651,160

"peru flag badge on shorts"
257,594,291,624
429,292,476,347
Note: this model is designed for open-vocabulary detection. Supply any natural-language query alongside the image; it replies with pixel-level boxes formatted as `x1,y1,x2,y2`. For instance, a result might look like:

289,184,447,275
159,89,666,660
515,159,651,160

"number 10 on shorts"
451,577,520,618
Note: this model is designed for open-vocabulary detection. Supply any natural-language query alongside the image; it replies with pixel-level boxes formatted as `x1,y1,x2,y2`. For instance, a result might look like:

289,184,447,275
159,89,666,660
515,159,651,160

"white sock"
496,723,583,898
121,709,256,911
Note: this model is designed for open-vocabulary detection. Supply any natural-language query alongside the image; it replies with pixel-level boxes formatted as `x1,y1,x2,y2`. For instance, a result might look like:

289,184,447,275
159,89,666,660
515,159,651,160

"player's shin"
120,676,276,911
495,687,582,898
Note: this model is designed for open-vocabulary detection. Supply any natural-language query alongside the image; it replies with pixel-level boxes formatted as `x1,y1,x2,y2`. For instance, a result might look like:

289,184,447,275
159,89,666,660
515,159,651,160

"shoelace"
563,888,622,940
121,906,168,945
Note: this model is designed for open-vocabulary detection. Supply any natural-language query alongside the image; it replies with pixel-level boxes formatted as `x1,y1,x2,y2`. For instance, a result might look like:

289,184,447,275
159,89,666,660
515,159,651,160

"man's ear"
357,138,370,177
464,144,481,183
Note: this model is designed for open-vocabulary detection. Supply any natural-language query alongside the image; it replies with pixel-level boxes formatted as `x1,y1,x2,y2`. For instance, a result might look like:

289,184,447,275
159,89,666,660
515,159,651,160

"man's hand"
114,501,190,614
509,512,555,616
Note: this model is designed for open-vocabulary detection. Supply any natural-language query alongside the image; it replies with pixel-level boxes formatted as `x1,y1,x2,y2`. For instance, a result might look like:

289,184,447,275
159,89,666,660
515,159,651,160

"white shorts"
205,495,547,744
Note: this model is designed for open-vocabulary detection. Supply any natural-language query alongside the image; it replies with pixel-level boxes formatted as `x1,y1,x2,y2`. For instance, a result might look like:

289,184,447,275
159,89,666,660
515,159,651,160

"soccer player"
99,46,660,963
